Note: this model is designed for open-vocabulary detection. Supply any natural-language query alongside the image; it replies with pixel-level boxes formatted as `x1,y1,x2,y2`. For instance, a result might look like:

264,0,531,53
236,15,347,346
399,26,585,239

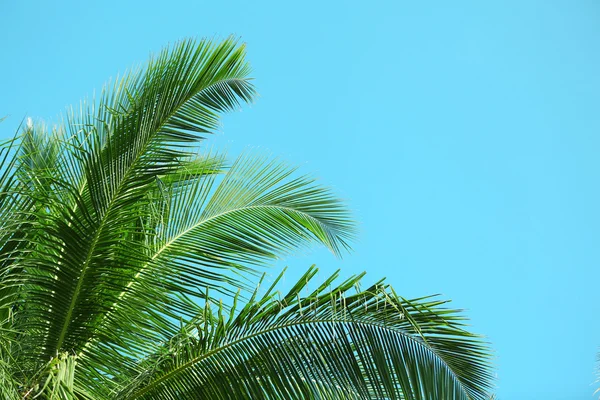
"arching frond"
0,36,496,400
120,266,494,400
76,152,355,395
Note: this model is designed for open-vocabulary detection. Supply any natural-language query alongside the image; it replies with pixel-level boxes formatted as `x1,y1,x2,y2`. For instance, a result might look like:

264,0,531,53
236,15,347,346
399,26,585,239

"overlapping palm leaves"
117,266,492,400
0,37,494,399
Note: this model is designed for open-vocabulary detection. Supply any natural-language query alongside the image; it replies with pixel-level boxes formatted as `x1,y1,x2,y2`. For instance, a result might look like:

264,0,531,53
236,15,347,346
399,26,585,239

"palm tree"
0,37,494,399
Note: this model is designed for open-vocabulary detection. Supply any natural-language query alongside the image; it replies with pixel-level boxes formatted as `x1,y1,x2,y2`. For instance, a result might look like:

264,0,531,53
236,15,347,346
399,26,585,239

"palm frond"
120,266,494,400
75,152,355,395
0,36,497,400
8,37,255,372
0,127,42,320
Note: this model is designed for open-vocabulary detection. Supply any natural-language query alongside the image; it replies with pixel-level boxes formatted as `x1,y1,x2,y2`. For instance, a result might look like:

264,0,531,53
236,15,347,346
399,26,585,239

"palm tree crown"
0,37,494,399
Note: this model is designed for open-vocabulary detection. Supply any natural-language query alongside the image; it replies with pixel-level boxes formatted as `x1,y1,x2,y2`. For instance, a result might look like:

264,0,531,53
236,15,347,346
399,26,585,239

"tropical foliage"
0,37,494,399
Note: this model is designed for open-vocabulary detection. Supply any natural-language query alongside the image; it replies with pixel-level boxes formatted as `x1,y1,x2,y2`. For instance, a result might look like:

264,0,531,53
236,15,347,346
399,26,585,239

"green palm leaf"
120,266,494,400
0,37,496,399
8,37,256,368
75,152,355,395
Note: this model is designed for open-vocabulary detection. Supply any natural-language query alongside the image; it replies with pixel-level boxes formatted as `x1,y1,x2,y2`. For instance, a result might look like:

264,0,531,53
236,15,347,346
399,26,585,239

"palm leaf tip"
201,152,356,257
153,36,257,140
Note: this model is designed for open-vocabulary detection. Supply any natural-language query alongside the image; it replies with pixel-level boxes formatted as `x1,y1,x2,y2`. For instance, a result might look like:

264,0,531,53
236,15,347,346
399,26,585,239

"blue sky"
2,1,600,398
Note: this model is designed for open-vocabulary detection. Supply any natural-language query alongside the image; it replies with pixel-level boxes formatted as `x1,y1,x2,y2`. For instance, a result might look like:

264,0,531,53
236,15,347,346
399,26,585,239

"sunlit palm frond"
119,266,494,400
76,152,355,394
0,36,497,400
9,37,255,372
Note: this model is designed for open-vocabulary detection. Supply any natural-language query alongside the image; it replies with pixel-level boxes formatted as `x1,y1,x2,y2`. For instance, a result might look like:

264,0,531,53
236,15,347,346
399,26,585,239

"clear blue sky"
2,1,600,398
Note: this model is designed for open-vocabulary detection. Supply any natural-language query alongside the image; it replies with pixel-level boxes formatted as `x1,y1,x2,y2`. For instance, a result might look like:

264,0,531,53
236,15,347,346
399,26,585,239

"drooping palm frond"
119,266,494,400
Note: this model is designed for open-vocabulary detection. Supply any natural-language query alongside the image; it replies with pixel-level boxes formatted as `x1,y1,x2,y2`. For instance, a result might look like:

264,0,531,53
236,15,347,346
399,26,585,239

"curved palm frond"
3,38,356,396
75,152,355,395
119,266,494,400
0,36,496,399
